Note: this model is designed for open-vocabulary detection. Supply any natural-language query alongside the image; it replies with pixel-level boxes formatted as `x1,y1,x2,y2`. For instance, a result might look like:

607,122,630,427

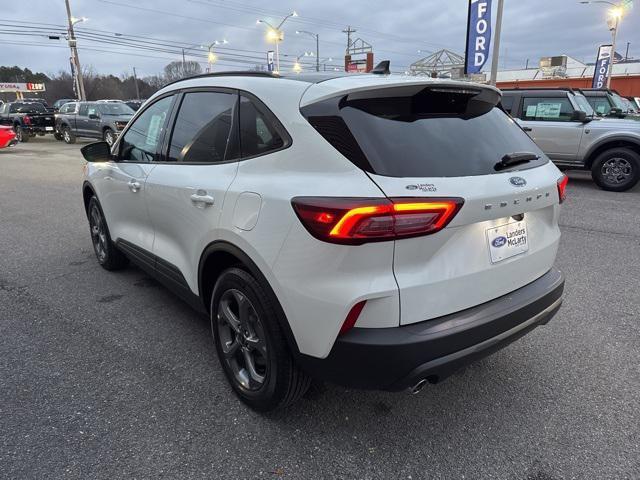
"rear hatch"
301,78,563,325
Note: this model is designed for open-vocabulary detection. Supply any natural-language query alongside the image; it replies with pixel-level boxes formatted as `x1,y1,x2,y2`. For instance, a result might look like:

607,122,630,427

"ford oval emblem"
509,176,527,187
492,236,507,248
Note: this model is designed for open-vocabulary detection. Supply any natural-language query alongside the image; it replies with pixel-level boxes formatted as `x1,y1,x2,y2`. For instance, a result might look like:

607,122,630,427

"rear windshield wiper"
495,152,539,171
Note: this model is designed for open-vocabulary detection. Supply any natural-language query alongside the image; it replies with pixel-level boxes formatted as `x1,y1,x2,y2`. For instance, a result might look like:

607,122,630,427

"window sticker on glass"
526,105,538,117
536,103,561,118
146,114,164,147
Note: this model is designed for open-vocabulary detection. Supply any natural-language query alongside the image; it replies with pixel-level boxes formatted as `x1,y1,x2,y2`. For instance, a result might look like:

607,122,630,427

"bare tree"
163,60,202,83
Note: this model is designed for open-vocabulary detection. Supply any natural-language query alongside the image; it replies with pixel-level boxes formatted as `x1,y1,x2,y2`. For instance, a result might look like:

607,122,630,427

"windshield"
573,94,595,116
98,103,134,115
609,92,626,110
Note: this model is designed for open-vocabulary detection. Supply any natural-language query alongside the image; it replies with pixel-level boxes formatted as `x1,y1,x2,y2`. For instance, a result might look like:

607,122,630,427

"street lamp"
292,51,314,72
296,30,319,72
580,0,632,88
257,11,298,73
181,43,204,72
206,39,228,73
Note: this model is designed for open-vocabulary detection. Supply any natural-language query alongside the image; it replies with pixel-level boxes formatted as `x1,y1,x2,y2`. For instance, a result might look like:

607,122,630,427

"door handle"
190,192,215,206
522,127,533,132
128,180,141,192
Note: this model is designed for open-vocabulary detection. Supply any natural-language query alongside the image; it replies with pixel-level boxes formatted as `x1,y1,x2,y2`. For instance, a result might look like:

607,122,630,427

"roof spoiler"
371,61,390,75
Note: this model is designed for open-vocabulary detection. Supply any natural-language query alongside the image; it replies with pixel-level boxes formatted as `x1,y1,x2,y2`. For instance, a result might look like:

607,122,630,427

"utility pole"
64,0,86,101
625,41,630,61
489,0,505,85
342,26,356,53
132,67,140,100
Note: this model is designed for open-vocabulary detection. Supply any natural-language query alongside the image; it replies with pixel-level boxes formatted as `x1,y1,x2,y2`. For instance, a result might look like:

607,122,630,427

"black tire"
103,128,115,147
87,196,129,271
211,267,310,411
62,127,76,144
53,130,63,141
14,125,28,142
591,148,640,192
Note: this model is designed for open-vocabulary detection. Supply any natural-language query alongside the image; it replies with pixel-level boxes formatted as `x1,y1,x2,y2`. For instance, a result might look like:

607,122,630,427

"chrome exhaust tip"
410,379,428,395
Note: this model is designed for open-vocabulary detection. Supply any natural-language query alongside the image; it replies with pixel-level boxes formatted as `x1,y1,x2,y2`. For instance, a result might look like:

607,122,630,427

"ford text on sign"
592,45,612,89
465,0,492,74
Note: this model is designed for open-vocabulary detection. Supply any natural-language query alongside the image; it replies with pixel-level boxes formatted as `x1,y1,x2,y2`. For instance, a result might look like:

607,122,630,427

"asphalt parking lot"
1,136,639,479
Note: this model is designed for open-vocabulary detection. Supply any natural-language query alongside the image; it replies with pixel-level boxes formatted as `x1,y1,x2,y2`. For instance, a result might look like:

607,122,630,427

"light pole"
291,52,314,72
296,30,319,72
64,0,87,101
257,11,298,74
489,0,505,85
580,0,631,88
206,39,228,73
182,43,204,73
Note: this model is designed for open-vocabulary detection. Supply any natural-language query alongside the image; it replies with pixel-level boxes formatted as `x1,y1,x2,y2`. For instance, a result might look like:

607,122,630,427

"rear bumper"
297,268,564,391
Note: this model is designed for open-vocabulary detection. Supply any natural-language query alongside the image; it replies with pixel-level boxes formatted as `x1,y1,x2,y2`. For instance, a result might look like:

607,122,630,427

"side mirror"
88,113,100,120
609,107,624,118
81,141,112,162
571,110,590,123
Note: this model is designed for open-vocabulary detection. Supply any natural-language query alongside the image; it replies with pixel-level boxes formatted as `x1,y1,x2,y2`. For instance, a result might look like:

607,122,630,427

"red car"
0,125,17,149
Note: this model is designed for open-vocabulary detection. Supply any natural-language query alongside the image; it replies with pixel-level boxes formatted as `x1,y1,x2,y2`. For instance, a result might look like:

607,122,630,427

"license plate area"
45,126,54,131
487,220,528,263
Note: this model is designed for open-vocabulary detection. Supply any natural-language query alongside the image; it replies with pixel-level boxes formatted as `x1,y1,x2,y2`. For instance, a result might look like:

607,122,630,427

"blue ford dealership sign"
592,45,613,89
464,0,492,75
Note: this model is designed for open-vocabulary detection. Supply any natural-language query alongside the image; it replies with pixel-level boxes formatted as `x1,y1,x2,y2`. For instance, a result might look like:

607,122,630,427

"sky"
0,0,638,79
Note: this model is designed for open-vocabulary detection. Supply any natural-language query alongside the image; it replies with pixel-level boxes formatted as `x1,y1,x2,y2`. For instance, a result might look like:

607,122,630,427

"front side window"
520,97,574,122
87,105,99,117
573,94,595,116
98,103,134,116
239,95,285,157
168,91,239,163
119,95,173,163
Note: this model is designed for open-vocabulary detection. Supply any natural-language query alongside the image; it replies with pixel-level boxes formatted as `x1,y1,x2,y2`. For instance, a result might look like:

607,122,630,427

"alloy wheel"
216,289,268,391
89,204,108,262
105,131,114,146
63,129,71,143
14,127,22,142
601,157,633,185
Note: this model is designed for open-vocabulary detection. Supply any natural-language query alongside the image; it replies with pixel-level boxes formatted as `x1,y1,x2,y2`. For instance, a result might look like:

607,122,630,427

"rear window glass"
302,87,546,178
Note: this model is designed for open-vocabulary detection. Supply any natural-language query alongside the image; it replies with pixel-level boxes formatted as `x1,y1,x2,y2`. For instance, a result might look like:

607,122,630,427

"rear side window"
520,97,574,121
302,86,546,178
168,91,239,163
239,95,285,158
78,104,89,116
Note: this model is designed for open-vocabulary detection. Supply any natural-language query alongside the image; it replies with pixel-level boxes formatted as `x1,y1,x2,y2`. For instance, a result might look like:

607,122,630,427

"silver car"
501,88,640,192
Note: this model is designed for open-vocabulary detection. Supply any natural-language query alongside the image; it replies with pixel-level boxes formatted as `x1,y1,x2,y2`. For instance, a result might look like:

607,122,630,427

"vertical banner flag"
267,51,275,72
592,45,613,89
464,0,492,74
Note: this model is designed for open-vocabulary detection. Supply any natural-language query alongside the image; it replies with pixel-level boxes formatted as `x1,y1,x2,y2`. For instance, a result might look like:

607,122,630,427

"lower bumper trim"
297,268,565,391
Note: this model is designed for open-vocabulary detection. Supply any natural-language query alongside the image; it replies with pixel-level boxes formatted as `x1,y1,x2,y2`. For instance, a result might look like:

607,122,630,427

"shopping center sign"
464,0,492,74
0,82,46,93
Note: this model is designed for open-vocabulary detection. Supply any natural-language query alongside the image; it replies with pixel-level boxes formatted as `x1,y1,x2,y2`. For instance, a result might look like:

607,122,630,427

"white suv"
81,72,566,411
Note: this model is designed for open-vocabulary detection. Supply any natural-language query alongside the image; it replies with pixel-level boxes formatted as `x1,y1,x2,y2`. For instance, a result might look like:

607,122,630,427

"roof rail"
162,71,278,89
500,86,575,93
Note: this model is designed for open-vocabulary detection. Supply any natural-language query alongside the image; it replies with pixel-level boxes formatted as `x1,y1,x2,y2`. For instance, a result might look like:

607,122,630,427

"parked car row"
501,87,640,192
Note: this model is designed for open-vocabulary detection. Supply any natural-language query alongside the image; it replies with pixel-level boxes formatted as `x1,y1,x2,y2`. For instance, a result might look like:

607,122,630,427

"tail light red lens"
23,115,31,125
339,300,367,335
291,197,464,245
557,175,568,203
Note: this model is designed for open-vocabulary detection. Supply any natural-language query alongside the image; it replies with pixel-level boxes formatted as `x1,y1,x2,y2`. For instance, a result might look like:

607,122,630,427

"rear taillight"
23,115,31,125
557,175,568,204
291,197,464,245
